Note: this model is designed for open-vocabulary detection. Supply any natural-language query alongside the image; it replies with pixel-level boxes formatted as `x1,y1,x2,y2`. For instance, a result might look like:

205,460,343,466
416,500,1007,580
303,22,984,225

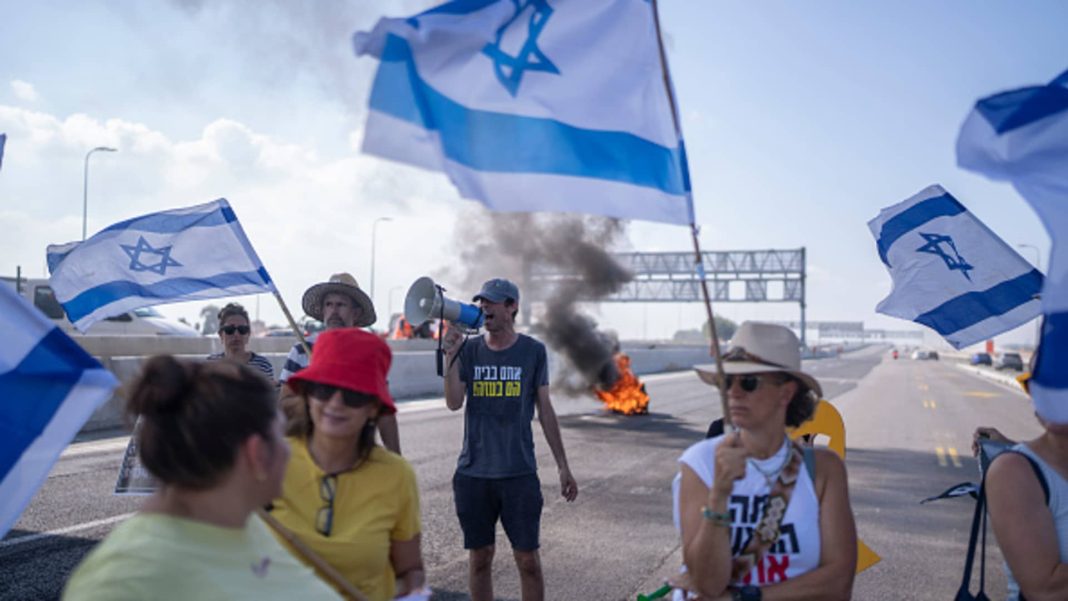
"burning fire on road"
595,353,649,415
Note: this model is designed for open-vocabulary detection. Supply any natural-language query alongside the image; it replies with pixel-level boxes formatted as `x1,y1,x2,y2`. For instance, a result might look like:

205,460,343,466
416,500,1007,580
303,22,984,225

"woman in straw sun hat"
675,321,856,600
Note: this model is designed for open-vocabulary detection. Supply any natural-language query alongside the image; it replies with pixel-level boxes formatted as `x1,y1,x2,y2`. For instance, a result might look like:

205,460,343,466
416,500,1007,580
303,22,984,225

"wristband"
700,506,731,527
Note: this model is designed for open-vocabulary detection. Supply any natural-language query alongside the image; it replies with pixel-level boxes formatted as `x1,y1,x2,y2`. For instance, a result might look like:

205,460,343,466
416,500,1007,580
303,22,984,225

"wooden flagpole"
273,290,312,356
256,509,370,601
651,0,732,428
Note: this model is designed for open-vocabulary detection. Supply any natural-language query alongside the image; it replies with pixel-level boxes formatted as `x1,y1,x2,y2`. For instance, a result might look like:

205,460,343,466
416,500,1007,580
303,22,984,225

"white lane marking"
0,512,135,550
61,438,130,458
398,398,447,414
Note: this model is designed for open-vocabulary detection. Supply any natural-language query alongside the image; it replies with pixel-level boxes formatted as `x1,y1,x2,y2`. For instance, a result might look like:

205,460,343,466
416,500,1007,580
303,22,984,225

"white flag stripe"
52,227,269,300
0,300,56,374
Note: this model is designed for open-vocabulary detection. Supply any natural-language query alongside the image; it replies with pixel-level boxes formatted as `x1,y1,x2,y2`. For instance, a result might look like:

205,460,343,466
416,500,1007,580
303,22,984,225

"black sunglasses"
304,382,375,409
724,374,784,393
315,474,337,537
220,325,251,335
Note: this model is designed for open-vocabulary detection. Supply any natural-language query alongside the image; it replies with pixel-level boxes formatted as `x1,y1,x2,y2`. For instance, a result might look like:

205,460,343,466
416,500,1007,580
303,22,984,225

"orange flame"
390,318,414,340
595,353,649,415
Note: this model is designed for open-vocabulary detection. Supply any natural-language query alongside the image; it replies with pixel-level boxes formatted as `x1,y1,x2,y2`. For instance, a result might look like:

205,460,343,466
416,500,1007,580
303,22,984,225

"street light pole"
83,146,118,240
1018,243,1044,348
370,217,392,307
387,285,404,322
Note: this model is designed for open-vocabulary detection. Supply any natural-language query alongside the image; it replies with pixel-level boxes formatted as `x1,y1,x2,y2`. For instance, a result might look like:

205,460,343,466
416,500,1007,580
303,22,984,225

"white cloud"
0,103,467,328
11,80,38,102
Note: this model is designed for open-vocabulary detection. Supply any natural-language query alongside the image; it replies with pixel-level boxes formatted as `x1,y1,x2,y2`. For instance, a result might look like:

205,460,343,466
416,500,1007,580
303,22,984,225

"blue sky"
1,1,1065,346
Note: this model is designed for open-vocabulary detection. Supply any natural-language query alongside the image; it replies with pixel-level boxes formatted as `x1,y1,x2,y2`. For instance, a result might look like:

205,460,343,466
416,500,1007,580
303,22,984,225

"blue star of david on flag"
121,236,182,275
916,232,973,281
482,0,560,96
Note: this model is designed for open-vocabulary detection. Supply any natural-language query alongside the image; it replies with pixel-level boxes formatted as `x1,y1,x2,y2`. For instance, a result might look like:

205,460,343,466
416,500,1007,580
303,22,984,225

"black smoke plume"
440,210,632,392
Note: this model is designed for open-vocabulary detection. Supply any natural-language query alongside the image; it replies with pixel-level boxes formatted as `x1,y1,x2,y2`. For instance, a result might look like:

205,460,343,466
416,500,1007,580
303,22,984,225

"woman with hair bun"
63,356,339,601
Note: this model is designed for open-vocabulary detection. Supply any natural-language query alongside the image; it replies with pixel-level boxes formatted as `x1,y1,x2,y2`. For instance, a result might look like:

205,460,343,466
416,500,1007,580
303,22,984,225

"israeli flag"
0,285,118,538
354,0,693,225
957,68,1068,423
48,199,276,332
869,185,1043,349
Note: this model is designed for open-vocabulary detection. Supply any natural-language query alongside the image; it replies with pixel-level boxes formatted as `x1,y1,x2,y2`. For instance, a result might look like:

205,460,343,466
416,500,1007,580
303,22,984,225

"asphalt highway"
0,345,1041,600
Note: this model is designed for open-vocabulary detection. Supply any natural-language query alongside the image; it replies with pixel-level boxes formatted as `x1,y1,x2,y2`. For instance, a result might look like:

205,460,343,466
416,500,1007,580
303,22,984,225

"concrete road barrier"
76,339,718,433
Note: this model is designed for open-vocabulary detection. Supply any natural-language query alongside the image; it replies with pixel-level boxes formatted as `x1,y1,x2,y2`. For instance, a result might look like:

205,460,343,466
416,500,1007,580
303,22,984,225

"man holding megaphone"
441,278,578,601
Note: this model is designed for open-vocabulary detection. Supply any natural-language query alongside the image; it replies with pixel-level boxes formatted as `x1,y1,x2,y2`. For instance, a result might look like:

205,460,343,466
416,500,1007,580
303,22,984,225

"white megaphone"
404,276,485,330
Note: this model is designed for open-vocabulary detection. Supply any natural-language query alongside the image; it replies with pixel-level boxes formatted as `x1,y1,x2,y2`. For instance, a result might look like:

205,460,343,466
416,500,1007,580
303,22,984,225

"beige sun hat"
301,273,376,327
694,321,822,397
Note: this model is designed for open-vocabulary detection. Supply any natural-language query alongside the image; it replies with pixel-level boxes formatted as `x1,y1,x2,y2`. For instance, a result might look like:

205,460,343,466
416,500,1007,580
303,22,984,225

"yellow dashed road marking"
918,383,929,391
922,399,937,409
964,391,999,398
948,447,962,468
936,447,948,467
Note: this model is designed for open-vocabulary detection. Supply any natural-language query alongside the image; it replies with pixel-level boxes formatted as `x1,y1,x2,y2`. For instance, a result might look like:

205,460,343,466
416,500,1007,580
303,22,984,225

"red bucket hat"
287,328,396,414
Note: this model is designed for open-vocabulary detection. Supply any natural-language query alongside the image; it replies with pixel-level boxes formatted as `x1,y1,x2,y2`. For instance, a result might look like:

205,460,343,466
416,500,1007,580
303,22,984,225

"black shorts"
453,472,543,551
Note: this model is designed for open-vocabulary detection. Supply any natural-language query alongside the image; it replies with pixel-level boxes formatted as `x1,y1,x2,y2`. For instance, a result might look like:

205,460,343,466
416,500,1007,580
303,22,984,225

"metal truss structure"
526,248,809,342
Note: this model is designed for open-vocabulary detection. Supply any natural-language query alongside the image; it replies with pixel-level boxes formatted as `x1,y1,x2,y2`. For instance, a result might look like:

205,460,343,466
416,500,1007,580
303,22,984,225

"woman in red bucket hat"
268,329,427,600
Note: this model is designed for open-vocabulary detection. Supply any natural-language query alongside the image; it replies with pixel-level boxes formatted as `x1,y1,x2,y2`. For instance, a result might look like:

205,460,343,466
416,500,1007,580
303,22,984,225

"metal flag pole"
651,0,732,428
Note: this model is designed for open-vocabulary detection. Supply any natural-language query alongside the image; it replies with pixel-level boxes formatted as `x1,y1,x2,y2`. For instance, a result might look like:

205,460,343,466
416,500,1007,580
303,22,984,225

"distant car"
927,351,939,361
995,352,1024,371
970,352,992,366
911,350,928,360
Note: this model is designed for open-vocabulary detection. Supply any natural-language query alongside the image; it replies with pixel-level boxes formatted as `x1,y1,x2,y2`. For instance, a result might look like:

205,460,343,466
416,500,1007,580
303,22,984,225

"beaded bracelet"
701,506,731,527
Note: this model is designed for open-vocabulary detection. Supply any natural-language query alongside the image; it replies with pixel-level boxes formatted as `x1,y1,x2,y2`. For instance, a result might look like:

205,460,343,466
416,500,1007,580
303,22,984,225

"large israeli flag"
958,68,1068,423
48,199,276,332
0,285,118,538
354,0,693,225
869,185,1043,349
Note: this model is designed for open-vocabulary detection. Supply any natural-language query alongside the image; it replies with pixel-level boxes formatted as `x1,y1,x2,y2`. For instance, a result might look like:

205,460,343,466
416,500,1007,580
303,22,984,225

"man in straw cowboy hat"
279,273,400,454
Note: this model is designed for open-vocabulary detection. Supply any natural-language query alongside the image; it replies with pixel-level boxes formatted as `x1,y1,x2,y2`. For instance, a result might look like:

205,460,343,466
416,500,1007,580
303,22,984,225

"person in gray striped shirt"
278,273,400,454
206,303,275,385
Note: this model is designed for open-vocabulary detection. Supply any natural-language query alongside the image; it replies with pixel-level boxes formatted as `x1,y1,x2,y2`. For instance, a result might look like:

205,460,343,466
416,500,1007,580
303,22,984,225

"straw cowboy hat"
301,273,376,327
694,321,823,397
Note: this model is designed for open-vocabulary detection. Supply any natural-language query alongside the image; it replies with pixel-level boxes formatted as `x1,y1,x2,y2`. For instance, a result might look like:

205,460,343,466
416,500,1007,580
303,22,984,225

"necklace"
747,435,792,489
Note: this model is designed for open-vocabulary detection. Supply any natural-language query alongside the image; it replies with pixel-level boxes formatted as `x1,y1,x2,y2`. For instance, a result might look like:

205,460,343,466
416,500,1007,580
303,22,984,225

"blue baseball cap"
473,278,520,304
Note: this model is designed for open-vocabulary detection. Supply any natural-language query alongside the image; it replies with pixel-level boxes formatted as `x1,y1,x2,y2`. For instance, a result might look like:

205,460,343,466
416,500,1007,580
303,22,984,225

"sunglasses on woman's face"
220,325,250,335
305,382,374,409
724,374,782,393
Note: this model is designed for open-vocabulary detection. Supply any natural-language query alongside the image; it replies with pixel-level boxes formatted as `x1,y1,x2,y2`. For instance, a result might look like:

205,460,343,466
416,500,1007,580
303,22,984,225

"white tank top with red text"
677,435,821,587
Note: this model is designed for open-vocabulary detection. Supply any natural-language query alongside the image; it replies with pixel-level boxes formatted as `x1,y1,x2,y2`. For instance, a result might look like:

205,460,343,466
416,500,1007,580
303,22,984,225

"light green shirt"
63,512,340,601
